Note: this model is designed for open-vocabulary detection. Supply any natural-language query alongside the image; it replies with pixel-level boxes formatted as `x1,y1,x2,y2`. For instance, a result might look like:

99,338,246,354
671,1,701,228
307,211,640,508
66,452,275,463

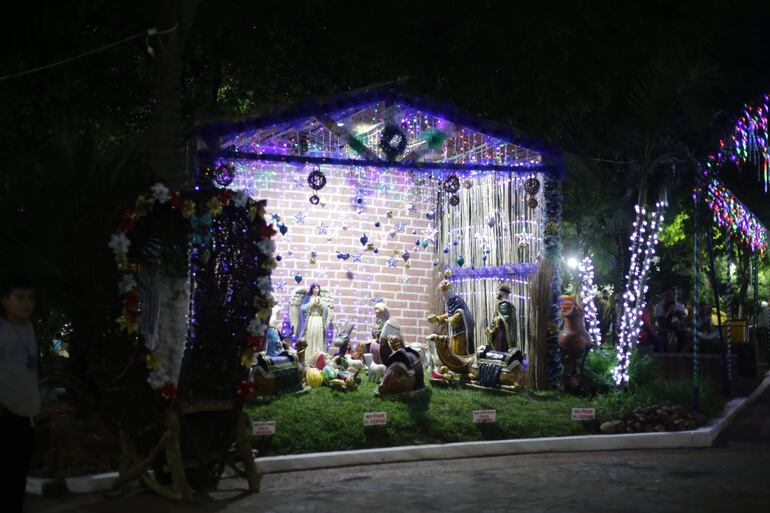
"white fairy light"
612,202,665,386
579,256,602,346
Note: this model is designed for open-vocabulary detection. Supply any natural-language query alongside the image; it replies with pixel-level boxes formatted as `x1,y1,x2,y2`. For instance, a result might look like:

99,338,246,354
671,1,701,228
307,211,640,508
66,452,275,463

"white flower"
233,189,249,208
257,239,276,255
147,370,170,389
248,319,267,337
256,276,273,295
150,183,170,203
108,233,131,254
118,273,137,294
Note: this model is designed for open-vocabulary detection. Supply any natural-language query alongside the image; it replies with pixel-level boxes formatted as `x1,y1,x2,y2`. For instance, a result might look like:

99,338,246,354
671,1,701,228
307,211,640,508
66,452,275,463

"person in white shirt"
0,277,40,512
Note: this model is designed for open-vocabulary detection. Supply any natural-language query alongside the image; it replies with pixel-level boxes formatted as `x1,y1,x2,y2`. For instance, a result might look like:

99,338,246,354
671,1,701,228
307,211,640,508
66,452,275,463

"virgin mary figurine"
290,284,333,363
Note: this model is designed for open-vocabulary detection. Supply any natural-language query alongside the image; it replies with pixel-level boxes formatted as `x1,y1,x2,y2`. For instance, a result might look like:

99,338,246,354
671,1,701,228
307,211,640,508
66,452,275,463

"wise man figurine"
427,278,475,356
487,283,517,352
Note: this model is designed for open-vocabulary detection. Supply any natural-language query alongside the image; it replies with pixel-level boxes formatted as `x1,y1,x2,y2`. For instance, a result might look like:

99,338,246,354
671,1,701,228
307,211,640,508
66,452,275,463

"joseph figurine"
487,283,517,351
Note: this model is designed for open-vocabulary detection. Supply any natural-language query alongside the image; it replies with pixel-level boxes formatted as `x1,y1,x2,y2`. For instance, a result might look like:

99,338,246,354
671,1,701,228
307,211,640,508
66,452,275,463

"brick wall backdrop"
233,163,437,350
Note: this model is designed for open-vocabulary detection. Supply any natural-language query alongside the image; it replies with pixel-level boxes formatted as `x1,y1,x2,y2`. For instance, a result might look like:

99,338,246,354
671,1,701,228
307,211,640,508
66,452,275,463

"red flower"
247,336,266,352
117,210,135,233
122,291,140,312
160,382,177,400
236,380,256,400
259,224,277,239
218,190,232,205
169,191,183,210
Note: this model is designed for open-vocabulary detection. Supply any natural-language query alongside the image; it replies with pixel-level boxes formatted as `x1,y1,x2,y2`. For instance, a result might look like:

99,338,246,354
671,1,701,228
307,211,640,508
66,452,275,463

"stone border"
255,370,770,475
27,371,770,494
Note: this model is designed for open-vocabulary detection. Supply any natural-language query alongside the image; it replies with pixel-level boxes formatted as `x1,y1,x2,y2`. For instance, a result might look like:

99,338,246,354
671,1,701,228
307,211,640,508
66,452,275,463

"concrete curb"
26,371,770,493
255,370,770,475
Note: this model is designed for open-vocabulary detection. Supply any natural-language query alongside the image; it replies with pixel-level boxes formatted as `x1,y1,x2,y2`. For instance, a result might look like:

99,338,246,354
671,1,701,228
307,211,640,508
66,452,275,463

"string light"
613,203,665,386
702,170,767,256
714,93,770,192
579,256,602,346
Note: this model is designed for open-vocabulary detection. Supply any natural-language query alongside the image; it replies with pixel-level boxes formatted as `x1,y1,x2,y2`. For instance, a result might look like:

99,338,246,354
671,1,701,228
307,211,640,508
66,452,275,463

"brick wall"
235,164,437,349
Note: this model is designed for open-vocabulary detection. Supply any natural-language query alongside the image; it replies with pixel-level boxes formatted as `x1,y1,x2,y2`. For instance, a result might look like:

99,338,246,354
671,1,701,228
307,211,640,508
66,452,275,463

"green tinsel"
418,129,448,151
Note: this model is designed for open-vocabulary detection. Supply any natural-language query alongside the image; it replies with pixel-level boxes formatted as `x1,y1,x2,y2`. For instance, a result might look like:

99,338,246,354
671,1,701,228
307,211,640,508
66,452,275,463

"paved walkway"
27,388,770,513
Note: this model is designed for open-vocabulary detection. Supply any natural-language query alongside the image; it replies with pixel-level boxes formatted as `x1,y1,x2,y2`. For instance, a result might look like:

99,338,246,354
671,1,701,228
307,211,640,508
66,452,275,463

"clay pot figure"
558,303,591,357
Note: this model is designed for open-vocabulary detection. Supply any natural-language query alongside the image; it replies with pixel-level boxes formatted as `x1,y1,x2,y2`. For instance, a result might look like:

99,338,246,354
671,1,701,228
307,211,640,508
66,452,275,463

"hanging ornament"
482,255,488,262
373,248,380,254
309,256,317,265
375,221,381,228
275,255,282,262
462,179,473,190
405,260,412,270
279,224,289,236
415,239,421,246
443,247,450,254
214,162,236,187
487,216,496,228
443,174,460,194
294,274,303,284
523,177,541,195
379,124,408,160
448,194,460,206
307,165,326,205
452,239,459,246
425,212,435,220
527,196,539,209
421,240,430,249
456,256,465,267
360,234,368,246
386,211,394,218
366,242,375,251
518,239,529,250
402,251,410,262
337,252,351,260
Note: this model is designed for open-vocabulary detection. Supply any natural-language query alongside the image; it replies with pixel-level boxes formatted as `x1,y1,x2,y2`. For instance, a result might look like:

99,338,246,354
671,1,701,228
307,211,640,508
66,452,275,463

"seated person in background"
695,302,721,352
638,292,659,352
654,287,687,352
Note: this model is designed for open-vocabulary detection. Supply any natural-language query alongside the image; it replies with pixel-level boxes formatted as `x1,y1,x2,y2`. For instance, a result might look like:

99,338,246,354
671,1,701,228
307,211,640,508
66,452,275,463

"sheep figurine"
363,353,386,383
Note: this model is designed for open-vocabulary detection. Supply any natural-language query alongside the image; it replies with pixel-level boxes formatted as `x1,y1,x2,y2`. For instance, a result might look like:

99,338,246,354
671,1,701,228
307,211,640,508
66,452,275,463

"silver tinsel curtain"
434,172,544,355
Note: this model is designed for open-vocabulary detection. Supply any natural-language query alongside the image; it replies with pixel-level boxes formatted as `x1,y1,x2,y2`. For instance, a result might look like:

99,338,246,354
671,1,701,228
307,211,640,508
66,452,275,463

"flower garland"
109,184,276,400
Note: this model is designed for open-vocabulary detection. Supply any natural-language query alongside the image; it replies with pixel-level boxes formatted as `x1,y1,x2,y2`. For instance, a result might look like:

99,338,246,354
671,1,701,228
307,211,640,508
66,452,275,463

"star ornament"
386,256,398,268
317,223,329,235
294,211,307,224
352,252,362,263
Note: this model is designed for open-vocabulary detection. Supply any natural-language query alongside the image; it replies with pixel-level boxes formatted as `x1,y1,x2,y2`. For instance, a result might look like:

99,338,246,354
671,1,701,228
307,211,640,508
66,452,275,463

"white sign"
473,409,497,423
363,411,387,426
252,421,276,436
571,408,596,421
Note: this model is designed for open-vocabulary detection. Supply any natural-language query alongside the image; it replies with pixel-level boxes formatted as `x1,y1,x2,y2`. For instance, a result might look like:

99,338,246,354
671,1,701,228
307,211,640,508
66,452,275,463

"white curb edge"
255,370,770,475
26,371,770,494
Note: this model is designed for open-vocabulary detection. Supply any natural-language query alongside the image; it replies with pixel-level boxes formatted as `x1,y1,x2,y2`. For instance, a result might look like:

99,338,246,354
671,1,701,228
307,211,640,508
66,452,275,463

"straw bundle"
527,259,553,390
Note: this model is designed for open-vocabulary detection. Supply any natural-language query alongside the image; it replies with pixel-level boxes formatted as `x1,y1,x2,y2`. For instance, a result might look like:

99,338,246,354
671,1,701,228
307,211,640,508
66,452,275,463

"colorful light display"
702,172,768,256
715,93,770,192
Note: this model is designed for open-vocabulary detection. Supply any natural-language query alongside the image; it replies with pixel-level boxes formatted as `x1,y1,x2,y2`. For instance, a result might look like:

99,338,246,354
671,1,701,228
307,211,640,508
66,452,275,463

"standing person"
0,276,40,512
638,290,659,354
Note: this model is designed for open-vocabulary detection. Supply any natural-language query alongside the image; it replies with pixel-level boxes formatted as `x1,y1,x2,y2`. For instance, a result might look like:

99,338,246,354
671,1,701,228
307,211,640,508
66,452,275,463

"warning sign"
473,410,497,423
363,412,387,426
571,408,596,421
252,421,276,435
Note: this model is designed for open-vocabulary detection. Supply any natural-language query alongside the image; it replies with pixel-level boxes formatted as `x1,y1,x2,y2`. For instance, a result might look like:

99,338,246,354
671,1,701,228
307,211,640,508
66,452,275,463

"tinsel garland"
542,175,564,387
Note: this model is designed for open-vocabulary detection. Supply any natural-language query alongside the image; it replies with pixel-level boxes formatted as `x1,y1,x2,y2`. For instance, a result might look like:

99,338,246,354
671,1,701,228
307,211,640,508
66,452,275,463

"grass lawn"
246,379,600,456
